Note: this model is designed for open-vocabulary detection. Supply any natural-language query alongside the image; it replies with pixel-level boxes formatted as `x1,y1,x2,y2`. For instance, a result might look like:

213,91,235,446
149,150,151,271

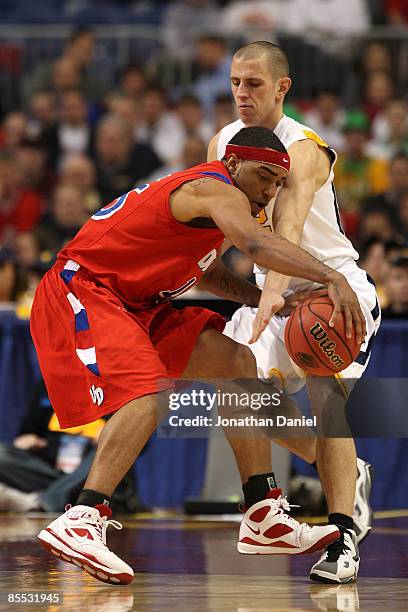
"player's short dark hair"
234,41,290,79
228,127,287,154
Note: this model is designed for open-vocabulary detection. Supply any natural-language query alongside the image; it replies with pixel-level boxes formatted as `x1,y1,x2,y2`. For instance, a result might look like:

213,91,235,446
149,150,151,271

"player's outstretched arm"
253,139,320,341
203,189,366,344
200,258,263,306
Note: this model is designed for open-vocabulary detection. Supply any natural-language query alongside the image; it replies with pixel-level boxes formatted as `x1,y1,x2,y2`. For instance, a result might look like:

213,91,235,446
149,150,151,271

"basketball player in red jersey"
31,127,365,585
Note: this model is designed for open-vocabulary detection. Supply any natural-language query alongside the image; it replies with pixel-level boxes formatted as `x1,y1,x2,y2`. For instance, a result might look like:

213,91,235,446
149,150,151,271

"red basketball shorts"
30,261,225,428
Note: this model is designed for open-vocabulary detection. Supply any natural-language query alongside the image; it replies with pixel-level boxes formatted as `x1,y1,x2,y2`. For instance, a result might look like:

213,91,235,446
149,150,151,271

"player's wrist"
324,269,343,286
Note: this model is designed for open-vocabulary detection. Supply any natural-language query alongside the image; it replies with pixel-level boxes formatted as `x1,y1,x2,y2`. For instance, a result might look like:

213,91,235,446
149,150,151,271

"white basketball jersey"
217,115,360,291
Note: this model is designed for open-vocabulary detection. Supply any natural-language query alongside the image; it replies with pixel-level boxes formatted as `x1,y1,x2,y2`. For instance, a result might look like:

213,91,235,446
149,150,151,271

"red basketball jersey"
59,161,233,308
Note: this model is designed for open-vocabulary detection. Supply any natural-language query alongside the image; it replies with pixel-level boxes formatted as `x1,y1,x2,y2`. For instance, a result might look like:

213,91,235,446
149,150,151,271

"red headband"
225,144,290,172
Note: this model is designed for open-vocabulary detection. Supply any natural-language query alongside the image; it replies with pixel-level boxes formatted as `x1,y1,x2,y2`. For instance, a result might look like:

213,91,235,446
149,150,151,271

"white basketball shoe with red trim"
37,504,134,584
238,488,340,555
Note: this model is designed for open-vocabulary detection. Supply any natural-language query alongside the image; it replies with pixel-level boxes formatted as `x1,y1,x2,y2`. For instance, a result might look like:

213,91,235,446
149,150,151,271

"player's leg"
183,326,272,483
310,272,380,583
308,376,356,517
31,265,174,584
222,305,318,467
308,375,360,584
183,327,340,554
83,393,160,496
38,391,169,585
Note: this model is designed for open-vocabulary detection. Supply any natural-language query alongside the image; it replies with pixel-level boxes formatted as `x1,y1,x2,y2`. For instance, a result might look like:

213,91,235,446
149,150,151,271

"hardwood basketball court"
0,510,407,611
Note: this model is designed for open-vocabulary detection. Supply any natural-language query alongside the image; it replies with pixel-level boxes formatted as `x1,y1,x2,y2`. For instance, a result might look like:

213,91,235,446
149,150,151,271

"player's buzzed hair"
233,41,290,79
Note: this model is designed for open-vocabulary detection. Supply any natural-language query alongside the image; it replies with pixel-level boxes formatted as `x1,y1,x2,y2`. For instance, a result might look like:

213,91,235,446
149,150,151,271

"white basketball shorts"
224,266,381,395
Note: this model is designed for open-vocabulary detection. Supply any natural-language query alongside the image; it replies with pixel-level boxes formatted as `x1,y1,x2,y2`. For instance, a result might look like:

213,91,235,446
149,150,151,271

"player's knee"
230,344,257,378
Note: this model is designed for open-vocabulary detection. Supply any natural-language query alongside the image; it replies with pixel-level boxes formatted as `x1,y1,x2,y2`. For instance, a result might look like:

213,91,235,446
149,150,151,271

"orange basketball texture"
284,295,361,376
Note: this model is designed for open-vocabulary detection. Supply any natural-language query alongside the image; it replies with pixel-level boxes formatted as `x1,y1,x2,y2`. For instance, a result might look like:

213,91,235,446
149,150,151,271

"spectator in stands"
136,86,185,165
117,63,147,103
176,95,213,145
0,112,28,153
363,153,408,213
369,99,408,159
359,238,389,306
146,135,207,182
53,56,81,94
15,135,55,201
22,27,104,105
62,27,105,101
358,203,397,244
382,257,408,317
304,90,345,152
162,0,219,60
282,0,370,38
361,41,393,74
94,114,162,203
0,247,25,304
397,193,408,241
0,379,139,513
0,150,43,248
27,91,57,135
213,93,237,134
36,183,88,256
221,0,282,42
43,89,94,169
14,232,40,270
335,111,390,239
24,56,79,109
363,70,395,121
60,153,100,214
105,93,143,149
191,35,232,119
386,0,408,25
346,41,393,108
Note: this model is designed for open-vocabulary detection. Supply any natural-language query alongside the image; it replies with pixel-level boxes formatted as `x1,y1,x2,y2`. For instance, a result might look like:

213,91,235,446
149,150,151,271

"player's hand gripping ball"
284,295,360,376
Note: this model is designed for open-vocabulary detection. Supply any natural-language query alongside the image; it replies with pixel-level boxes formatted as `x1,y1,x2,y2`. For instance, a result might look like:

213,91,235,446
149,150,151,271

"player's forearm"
245,233,338,286
262,222,304,294
201,262,261,306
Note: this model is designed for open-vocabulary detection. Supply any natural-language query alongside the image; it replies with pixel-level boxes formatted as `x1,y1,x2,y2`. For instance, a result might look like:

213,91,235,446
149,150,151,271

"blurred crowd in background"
1,0,408,318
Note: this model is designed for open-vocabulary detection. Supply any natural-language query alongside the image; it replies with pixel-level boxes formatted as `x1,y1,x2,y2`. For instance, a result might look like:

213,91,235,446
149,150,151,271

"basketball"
284,295,361,376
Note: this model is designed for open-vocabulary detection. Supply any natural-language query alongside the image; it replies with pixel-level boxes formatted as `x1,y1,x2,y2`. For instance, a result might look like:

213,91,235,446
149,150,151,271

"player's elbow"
244,239,263,257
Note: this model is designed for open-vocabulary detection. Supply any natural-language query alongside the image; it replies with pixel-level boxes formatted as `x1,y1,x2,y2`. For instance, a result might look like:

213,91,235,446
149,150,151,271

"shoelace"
65,505,122,546
94,515,122,546
271,496,318,547
325,528,351,562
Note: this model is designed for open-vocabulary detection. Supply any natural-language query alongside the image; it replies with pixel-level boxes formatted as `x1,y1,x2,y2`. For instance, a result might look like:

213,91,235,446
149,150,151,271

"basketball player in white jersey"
208,42,381,583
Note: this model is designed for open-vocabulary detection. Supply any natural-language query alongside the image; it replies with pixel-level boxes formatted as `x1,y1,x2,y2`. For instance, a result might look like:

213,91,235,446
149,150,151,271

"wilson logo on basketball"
309,322,345,369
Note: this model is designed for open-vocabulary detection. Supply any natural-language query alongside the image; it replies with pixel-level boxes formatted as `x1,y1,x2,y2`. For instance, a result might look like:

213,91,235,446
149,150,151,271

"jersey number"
159,249,217,299
91,185,150,220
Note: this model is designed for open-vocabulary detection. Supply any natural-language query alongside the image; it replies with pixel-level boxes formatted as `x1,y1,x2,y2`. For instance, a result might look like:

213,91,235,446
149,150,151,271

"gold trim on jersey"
302,129,328,148
334,373,350,399
268,367,286,392
257,208,273,231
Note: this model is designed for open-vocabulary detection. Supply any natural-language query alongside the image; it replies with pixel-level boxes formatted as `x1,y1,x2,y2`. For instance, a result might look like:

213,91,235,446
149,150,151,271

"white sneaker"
310,527,360,583
38,504,134,584
237,488,340,555
353,458,374,544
